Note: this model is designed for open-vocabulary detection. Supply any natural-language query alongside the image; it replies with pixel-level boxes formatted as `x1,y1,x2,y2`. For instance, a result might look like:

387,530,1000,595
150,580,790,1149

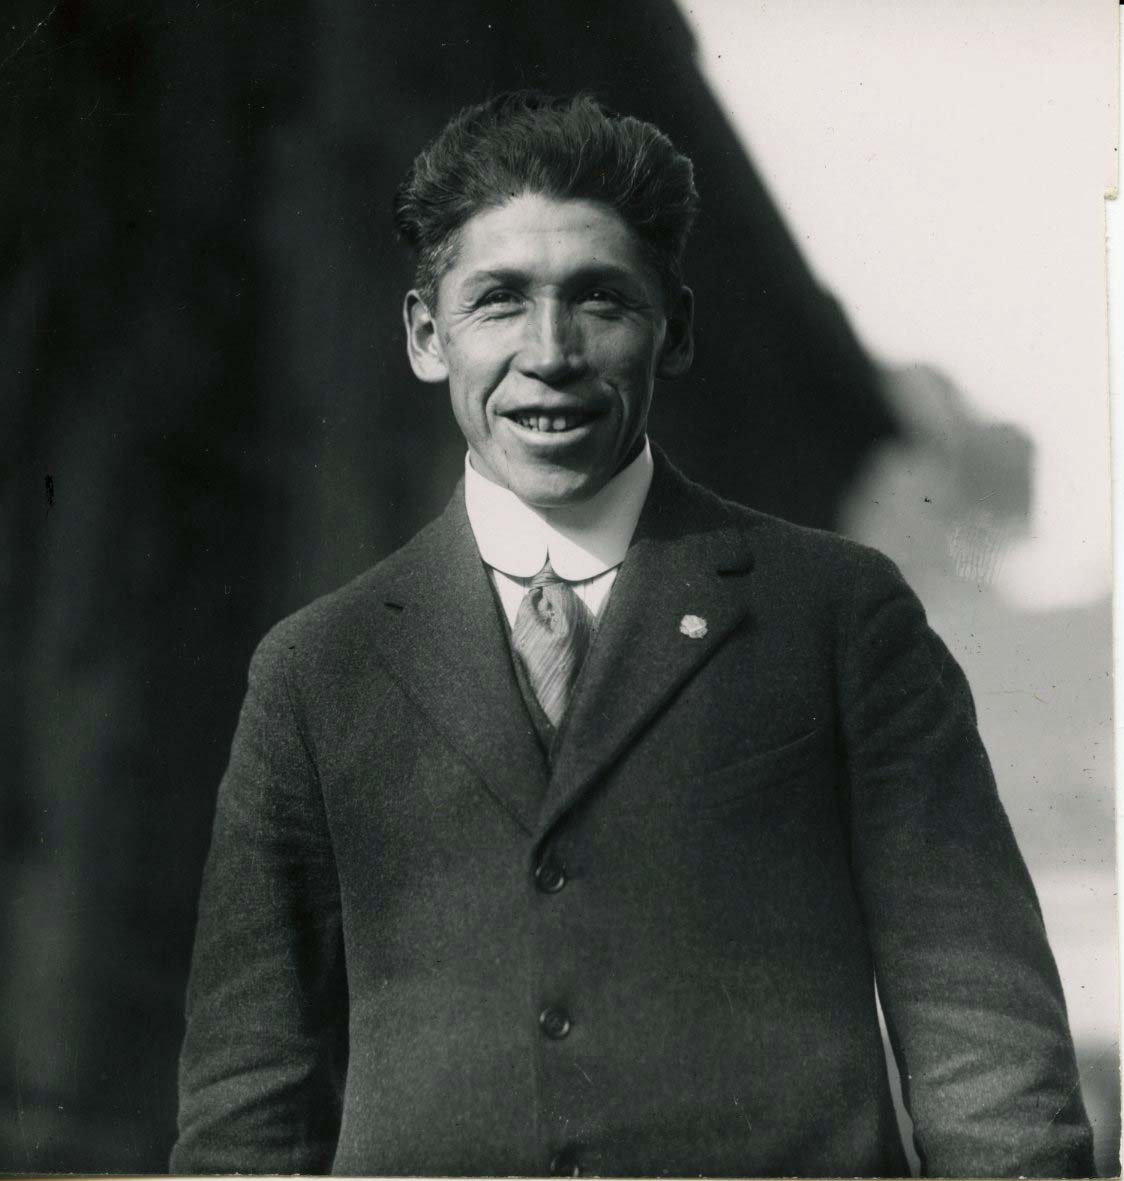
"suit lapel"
539,456,755,837
370,485,549,834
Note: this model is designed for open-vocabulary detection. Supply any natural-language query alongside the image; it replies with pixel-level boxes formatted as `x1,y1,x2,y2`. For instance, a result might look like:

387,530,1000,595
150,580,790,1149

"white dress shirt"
463,440,654,628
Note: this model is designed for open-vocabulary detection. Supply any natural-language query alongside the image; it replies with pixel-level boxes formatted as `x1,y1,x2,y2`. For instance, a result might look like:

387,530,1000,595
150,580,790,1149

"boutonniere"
679,614,708,639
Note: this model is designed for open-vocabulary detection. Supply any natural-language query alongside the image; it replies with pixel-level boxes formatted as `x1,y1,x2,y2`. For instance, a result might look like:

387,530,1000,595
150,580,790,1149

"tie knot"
530,559,565,590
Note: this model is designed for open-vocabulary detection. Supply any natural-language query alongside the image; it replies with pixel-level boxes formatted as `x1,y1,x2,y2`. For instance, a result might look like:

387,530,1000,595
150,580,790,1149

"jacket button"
534,855,567,893
550,1147,580,1176
539,1006,572,1039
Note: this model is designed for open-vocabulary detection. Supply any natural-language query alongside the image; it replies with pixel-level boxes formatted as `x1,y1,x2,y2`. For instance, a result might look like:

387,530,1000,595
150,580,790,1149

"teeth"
513,413,585,432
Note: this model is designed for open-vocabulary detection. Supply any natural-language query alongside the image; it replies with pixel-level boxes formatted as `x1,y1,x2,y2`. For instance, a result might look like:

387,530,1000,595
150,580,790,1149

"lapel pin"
679,614,708,639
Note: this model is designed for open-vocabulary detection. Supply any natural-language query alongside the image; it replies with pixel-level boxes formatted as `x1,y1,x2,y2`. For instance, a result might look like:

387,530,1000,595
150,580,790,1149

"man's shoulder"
663,458,891,591
252,508,451,676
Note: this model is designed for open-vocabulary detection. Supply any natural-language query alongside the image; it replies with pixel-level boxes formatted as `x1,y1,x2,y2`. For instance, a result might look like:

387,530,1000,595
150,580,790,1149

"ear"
403,290,449,384
656,285,695,379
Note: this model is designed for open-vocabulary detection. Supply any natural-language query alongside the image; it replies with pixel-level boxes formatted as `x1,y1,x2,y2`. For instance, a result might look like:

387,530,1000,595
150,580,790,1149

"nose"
514,299,586,385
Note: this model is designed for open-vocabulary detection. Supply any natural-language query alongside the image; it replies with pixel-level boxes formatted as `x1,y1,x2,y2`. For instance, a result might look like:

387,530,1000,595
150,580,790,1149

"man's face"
405,192,693,507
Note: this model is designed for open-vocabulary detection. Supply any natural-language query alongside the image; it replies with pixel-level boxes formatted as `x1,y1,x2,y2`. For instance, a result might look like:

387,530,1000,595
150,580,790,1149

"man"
171,92,1093,1177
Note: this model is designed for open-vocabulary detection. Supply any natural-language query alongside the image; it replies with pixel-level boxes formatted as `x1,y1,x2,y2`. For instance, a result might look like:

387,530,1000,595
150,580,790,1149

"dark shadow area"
6,2,1111,1174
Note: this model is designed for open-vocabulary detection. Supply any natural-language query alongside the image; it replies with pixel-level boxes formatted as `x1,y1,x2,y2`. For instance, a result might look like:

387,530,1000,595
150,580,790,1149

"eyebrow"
460,268,527,288
460,264,647,290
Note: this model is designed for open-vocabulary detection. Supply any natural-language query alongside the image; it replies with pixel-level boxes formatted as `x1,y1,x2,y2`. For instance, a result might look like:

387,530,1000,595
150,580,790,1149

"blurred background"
2,0,1117,1173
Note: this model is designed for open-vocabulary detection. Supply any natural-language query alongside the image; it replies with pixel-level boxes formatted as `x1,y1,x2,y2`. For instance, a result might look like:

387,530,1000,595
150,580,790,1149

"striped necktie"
511,560,594,729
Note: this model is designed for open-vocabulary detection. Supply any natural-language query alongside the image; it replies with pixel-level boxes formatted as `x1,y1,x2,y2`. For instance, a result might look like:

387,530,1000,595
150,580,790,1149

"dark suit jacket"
171,452,1093,1178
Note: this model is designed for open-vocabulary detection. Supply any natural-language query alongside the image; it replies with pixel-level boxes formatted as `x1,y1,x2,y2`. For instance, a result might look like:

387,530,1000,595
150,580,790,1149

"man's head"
395,91,699,507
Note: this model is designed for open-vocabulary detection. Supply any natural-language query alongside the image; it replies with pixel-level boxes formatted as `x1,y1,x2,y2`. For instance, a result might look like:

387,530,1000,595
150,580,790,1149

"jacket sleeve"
170,624,348,1174
839,547,1094,1178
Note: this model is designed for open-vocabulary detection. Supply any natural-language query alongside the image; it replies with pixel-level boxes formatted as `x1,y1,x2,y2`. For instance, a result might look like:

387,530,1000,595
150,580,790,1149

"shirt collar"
463,439,654,581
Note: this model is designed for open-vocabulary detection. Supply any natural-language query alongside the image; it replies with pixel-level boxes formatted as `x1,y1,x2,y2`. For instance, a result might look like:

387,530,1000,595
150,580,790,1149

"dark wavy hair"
393,90,700,308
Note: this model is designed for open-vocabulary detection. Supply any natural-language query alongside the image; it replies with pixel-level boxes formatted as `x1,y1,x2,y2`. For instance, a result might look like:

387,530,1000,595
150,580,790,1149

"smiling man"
403,189,691,508
171,92,1093,1178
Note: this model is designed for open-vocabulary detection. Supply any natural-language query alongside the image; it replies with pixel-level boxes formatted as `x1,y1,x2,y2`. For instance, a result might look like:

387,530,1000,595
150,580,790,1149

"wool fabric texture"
172,449,1094,1179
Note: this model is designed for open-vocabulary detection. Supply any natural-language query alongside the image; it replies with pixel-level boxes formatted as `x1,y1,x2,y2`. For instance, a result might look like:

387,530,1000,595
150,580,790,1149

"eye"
582,288,619,305
478,289,521,308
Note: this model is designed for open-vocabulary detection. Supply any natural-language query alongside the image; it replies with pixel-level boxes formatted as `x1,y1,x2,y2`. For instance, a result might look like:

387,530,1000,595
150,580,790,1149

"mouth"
503,409,600,435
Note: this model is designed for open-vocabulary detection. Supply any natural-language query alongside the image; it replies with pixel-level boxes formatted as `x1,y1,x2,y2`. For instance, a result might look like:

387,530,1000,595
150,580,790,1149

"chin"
510,468,604,509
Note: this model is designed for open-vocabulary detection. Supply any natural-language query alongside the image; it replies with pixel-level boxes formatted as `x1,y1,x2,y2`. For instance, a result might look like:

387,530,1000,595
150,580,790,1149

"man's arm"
170,624,348,1174
839,547,1094,1178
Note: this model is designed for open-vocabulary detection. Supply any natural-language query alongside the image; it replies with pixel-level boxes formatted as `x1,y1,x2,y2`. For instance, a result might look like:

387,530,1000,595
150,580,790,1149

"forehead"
443,193,655,288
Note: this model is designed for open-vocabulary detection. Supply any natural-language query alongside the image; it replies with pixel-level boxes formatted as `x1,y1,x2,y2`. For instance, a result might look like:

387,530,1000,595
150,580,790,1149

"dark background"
2,1,1112,1173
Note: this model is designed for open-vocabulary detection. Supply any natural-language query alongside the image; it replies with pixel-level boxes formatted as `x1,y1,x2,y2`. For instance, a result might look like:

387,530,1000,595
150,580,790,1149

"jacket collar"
370,446,755,839
537,449,755,836
372,490,550,834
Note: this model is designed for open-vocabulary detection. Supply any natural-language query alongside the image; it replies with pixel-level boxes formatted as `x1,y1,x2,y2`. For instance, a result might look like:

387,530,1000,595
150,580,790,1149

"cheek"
591,327,661,379
597,347,660,407
446,368,492,416
445,341,508,400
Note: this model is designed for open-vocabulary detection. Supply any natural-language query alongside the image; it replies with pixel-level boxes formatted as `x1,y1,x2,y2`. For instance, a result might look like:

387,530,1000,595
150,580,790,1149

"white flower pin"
679,614,708,639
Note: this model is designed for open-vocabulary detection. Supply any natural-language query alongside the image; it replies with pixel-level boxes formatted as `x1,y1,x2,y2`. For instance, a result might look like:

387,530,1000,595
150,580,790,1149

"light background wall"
684,0,1115,610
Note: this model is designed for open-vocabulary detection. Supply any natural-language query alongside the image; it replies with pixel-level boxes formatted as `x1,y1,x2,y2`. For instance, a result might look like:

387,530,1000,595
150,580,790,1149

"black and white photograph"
3,1,1119,1176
